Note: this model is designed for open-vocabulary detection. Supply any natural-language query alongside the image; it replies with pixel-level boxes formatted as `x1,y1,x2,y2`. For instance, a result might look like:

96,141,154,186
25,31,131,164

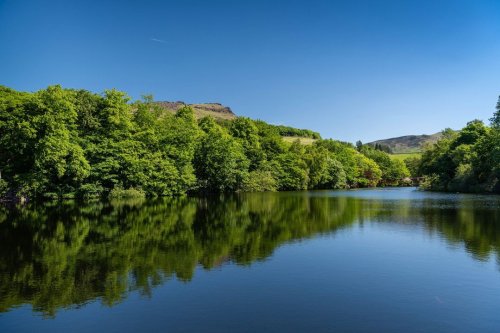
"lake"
0,187,499,332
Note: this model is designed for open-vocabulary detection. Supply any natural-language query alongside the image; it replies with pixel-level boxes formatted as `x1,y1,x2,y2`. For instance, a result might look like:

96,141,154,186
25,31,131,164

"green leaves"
359,145,410,185
0,84,418,199
194,118,249,192
420,116,500,193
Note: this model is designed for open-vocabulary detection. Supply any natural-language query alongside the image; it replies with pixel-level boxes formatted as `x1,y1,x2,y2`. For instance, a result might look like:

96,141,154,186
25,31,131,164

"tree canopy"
418,101,500,194
0,85,415,200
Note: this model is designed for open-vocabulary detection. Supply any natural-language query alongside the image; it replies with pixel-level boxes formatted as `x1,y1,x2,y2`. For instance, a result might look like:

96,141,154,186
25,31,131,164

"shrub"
76,183,104,199
241,170,277,192
108,187,146,199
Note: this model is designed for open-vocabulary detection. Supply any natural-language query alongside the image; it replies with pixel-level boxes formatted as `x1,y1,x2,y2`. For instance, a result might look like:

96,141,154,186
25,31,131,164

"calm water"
1,187,500,332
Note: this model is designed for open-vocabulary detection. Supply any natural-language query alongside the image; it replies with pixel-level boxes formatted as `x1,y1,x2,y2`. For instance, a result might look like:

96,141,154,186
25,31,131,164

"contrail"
150,37,167,44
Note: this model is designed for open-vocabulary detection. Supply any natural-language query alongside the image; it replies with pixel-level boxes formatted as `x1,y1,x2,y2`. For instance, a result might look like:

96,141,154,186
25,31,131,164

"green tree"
419,118,498,193
404,156,421,177
274,142,309,191
304,145,346,189
194,117,249,192
230,117,265,170
490,95,500,128
360,145,409,185
0,85,90,198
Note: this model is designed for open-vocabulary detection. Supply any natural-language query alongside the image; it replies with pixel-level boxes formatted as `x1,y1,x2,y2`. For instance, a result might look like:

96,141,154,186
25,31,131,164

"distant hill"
156,101,321,140
368,132,443,154
156,101,237,120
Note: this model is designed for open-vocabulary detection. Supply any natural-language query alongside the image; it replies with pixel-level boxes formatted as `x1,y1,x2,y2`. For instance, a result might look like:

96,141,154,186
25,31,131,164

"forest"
0,85,411,200
416,97,500,194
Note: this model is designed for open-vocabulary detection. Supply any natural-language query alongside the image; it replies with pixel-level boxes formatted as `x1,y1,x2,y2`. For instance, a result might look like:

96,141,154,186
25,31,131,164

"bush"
76,183,104,199
241,170,277,192
108,187,146,199
419,174,445,191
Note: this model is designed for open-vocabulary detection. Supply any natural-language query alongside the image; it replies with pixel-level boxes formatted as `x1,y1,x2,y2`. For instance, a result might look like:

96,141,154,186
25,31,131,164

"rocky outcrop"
156,101,236,120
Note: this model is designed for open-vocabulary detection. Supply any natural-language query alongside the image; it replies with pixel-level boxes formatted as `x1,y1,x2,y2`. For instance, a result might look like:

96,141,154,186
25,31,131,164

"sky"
1,0,500,143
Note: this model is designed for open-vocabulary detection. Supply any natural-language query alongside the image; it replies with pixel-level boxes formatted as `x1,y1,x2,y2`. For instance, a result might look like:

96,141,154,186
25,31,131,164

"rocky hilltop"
156,101,237,120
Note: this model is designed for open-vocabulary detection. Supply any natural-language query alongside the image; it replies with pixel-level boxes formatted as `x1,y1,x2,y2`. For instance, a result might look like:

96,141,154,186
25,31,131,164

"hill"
368,132,443,154
156,101,237,120
156,101,321,140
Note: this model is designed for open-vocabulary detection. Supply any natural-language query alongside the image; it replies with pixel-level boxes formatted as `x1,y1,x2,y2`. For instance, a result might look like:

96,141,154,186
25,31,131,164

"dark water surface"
1,188,500,332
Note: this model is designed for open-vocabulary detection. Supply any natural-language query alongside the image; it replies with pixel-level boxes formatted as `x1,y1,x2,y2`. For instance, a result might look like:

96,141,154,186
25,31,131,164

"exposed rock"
155,101,236,120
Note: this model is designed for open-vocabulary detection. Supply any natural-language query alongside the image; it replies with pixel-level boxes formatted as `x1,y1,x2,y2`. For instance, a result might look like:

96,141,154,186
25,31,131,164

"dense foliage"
272,124,321,139
418,97,500,193
0,85,409,200
358,145,410,185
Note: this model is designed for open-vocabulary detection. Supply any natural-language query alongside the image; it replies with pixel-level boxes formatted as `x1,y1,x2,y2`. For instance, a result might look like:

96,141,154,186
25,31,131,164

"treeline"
408,97,500,193
367,142,393,154
0,85,409,200
272,124,321,139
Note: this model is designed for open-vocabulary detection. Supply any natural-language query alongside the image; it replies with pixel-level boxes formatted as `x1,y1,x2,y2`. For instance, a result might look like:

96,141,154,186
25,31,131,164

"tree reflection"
0,192,498,316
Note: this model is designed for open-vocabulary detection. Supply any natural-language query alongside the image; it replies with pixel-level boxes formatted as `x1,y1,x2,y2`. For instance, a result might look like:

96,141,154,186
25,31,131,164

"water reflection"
0,189,498,316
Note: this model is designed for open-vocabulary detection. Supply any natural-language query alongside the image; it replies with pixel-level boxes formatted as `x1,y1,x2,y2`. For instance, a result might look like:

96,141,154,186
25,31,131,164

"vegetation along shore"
0,85,498,201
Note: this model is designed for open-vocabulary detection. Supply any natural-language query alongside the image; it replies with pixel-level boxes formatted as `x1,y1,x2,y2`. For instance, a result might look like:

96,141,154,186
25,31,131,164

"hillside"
368,132,443,154
156,101,237,120
156,101,321,140
282,136,317,145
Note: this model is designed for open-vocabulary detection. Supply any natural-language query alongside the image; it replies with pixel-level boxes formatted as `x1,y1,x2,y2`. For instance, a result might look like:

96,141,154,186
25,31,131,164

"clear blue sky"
1,0,499,142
